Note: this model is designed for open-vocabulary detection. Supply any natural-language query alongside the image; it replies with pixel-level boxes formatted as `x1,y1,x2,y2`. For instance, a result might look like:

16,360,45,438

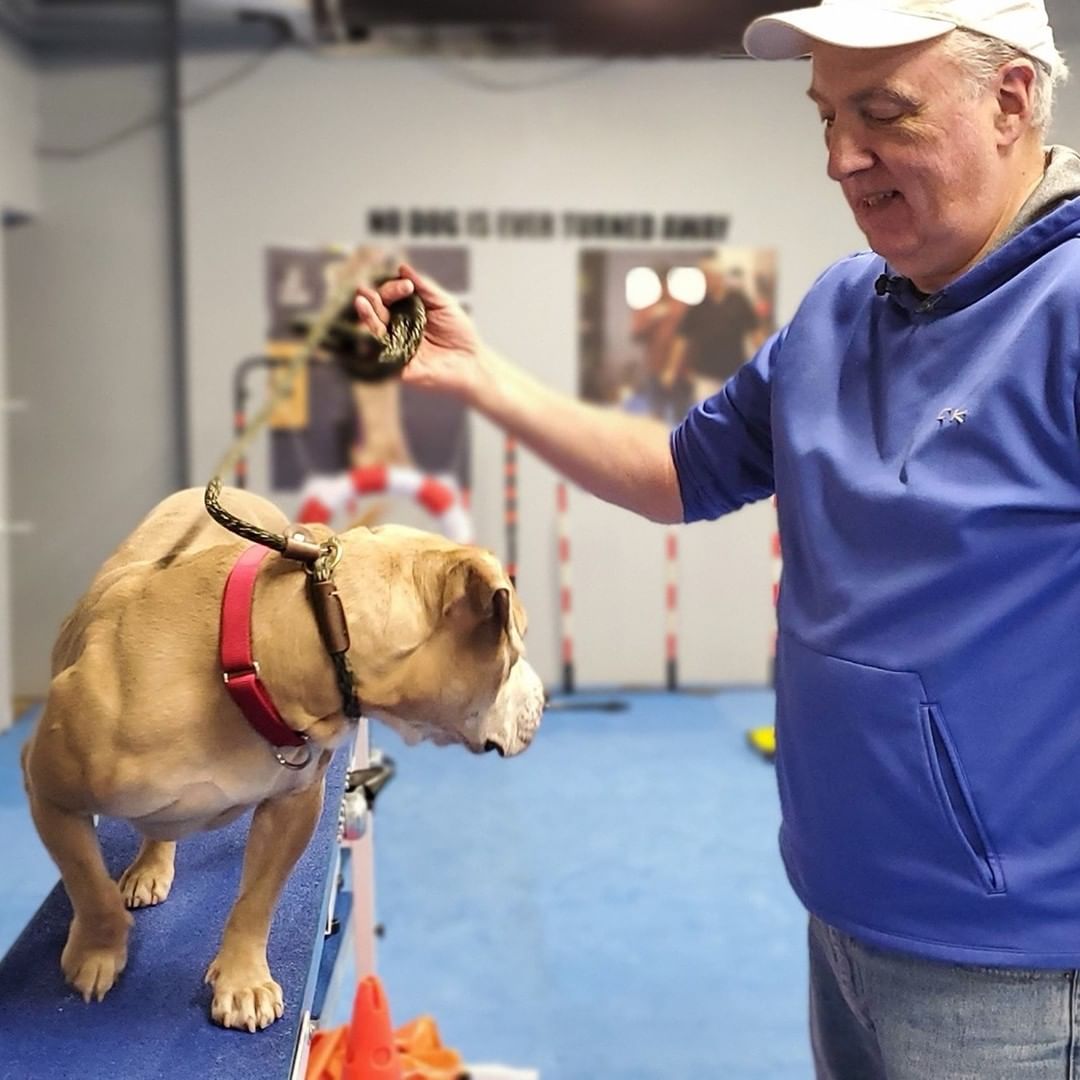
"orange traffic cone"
342,975,403,1080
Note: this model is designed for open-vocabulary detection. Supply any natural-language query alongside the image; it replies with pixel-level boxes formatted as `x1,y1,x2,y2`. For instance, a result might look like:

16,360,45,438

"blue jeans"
809,915,1080,1079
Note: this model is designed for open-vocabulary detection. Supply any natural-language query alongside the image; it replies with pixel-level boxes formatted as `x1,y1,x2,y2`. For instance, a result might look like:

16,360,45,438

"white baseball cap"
743,0,1061,73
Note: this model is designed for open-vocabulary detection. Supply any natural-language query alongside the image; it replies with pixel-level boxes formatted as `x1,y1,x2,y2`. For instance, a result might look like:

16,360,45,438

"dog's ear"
441,553,520,649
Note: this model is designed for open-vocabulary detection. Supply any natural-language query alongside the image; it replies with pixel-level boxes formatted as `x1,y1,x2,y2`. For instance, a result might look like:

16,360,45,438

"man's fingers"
376,278,415,306
357,266,453,339
398,263,454,308
354,286,390,330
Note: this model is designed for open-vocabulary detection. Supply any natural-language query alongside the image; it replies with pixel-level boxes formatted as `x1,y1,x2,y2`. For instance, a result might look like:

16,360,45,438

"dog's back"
51,487,288,677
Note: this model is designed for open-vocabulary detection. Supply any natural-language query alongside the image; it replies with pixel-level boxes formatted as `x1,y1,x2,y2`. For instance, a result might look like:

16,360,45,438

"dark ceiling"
6,0,1080,57
319,0,787,55
3,0,797,56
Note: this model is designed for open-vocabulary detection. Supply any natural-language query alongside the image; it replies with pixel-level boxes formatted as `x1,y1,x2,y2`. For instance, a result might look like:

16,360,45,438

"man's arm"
660,334,689,391
356,265,684,525
472,346,682,523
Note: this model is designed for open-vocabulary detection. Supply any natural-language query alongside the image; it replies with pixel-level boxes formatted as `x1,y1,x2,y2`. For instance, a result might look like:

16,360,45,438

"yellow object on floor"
746,724,776,761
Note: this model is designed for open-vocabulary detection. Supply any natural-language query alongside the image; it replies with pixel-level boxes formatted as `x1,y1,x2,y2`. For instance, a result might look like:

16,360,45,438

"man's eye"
819,115,835,128
866,112,903,124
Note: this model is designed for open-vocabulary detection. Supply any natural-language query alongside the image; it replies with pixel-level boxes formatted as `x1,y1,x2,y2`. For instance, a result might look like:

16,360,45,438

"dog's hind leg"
118,839,177,909
27,791,133,1001
205,775,326,1031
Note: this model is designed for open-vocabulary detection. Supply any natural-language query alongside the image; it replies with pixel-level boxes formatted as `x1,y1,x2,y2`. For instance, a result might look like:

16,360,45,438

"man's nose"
826,123,876,182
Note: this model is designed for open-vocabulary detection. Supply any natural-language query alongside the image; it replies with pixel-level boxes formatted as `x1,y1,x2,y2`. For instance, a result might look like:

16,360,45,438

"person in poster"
578,249,776,428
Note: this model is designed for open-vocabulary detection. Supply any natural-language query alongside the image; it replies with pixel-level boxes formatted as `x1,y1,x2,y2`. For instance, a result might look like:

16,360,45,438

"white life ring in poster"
297,464,472,544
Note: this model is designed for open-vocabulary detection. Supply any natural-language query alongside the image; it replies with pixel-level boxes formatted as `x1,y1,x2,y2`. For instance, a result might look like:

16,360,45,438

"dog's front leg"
205,776,325,1032
27,791,133,1001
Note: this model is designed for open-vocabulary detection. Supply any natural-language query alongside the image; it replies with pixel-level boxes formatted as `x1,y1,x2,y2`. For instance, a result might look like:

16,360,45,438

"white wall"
0,31,40,217
0,29,39,726
5,57,176,694
1053,57,1080,142
0,232,14,731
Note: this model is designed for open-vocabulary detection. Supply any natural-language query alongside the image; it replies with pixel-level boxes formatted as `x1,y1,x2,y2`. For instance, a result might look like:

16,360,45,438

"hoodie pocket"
775,634,1006,920
920,703,1005,894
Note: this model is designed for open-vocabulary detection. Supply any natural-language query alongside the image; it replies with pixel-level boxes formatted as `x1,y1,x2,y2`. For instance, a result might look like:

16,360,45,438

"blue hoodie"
672,193,1080,966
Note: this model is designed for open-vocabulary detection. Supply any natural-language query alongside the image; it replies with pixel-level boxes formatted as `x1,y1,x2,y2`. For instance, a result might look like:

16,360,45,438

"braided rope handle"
341,291,428,381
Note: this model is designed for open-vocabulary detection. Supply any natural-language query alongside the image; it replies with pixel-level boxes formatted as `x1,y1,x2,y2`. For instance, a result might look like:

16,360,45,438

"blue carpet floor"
0,691,812,1079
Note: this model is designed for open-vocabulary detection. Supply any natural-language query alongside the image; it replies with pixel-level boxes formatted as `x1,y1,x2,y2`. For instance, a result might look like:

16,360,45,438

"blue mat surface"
0,748,349,1080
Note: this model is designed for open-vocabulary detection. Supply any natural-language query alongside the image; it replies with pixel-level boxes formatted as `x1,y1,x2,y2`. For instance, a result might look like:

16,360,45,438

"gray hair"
944,28,1071,133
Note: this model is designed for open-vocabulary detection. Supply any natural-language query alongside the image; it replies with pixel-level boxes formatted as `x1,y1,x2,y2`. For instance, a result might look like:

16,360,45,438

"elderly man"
357,1,1080,1074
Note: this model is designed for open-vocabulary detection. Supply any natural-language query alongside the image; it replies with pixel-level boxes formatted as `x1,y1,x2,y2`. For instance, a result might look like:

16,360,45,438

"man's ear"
995,59,1038,143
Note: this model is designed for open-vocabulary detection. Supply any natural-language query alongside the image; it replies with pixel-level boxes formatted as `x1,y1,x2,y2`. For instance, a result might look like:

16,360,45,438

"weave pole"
543,479,630,714
665,528,679,691
505,435,519,586
556,481,575,694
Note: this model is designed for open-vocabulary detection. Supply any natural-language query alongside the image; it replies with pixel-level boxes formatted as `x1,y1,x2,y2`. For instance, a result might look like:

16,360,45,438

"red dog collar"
220,544,309,756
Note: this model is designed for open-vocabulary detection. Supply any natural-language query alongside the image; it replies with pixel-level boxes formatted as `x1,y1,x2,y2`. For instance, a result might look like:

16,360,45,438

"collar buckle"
222,660,260,685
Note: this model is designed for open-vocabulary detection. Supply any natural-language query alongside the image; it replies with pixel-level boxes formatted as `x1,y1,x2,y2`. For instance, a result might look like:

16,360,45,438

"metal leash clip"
307,536,351,658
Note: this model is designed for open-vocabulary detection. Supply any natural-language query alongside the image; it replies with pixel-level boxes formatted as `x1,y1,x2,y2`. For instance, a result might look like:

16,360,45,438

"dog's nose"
483,739,506,757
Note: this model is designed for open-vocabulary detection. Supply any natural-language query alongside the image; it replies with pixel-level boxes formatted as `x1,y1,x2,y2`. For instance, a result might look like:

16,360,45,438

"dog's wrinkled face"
340,526,543,756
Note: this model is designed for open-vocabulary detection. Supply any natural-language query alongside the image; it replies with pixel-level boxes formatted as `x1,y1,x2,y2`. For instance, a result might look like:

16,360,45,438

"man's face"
703,265,729,298
809,38,1013,292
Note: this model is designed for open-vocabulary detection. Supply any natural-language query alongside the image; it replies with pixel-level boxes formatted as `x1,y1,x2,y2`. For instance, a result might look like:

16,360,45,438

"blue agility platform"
0,748,351,1080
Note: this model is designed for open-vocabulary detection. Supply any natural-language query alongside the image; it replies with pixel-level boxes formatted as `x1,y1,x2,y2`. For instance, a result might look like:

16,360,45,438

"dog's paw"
205,954,284,1032
61,923,130,1002
118,861,174,909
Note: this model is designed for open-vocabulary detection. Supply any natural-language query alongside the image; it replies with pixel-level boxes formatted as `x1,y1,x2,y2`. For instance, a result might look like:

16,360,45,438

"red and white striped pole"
665,527,679,691
504,436,519,587
556,481,574,694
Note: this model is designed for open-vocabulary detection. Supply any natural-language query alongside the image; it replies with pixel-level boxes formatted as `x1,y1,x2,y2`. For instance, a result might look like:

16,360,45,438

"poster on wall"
257,245,471,507
578,247,778,426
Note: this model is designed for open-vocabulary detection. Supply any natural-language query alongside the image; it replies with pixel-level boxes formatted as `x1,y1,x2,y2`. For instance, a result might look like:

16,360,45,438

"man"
356,1,1080,1074
626,264,695,423
664,258,764,401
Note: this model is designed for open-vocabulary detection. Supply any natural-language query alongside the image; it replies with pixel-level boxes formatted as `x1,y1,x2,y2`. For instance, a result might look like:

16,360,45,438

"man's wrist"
468,344,506,415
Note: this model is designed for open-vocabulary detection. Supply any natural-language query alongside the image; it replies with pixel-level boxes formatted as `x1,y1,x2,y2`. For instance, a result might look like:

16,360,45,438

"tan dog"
20,486,543,1031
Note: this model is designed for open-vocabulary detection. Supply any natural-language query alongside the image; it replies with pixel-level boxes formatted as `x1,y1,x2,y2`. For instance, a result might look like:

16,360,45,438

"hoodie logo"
936,407,968,427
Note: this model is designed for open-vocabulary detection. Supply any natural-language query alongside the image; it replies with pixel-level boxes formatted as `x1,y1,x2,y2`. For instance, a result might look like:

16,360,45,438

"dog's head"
337,525,543,757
